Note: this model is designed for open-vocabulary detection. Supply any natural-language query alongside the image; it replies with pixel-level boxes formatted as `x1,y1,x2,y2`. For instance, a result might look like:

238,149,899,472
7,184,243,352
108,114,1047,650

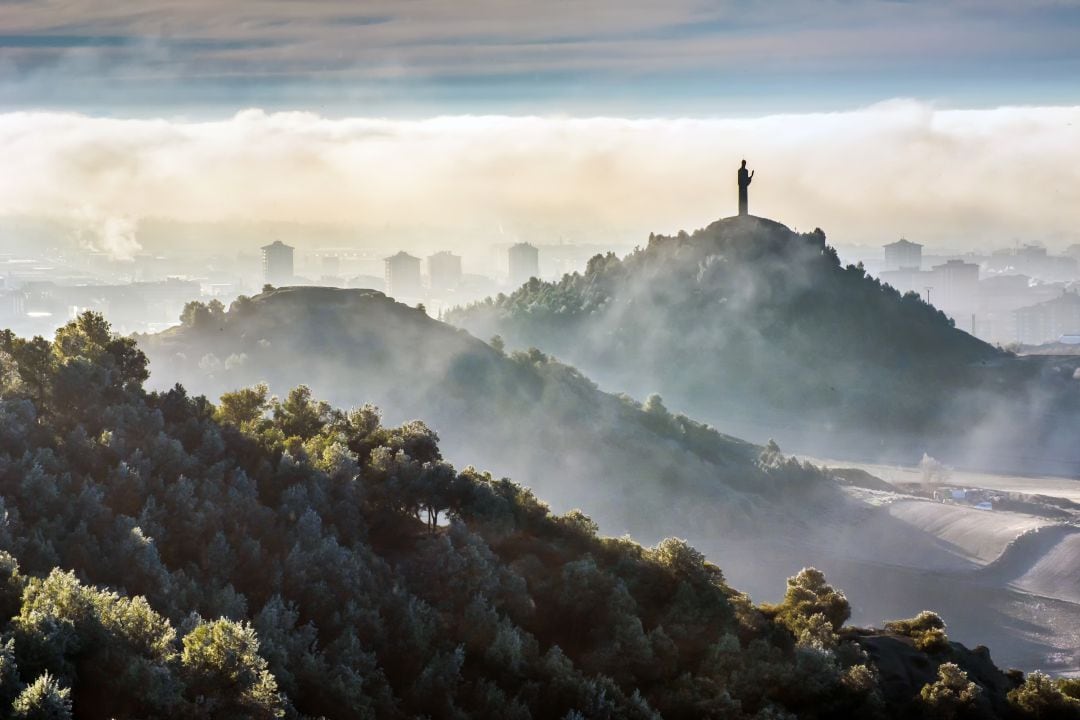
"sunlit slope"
801,458,1080,603
884,499,1080,605
827,496,1077,593
142,286,809,540
886,501,1057,564
981,526,1080,604
447,215,1080,467
812,460,1080,504
1012,532,1080,604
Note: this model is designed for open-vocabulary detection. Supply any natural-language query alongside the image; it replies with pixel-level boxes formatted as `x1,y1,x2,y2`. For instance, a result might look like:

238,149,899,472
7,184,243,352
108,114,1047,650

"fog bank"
2,101,1079,250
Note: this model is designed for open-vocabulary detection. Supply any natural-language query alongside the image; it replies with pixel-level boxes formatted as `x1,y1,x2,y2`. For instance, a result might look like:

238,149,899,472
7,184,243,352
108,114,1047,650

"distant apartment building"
883,238,923,271
973,275,1066,345
878,256,980,329
986,245,1079,283
976,275,1029,344
384,251,422,298
930,259,980,318
261,240,294,286
878,268,929,298
427,251,463,291
507,242,540,286
1015,291,1080,346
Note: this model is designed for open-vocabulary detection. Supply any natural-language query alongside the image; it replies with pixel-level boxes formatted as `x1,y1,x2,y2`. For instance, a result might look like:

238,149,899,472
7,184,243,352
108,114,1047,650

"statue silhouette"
737,160,754,216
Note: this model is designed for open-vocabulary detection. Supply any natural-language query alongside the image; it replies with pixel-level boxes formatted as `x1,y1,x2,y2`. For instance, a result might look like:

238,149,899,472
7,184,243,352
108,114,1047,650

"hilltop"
2,312,1079,718
447,215,1080,467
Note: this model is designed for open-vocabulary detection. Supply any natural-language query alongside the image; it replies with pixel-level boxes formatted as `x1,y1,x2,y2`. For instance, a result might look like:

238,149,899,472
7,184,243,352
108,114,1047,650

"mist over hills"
139,286,1080,675
447,216,1080,471
4,312,1078,717
140,286,812,545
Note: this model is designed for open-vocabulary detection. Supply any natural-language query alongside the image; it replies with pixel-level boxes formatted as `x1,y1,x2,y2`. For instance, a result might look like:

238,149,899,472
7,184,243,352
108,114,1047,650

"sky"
4,0,1080,115
2,0,1080,254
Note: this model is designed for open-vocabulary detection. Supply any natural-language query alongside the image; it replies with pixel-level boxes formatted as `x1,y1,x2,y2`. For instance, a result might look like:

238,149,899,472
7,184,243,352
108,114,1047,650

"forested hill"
447,216,1064,458
139,286,796,544
1,314,1077,718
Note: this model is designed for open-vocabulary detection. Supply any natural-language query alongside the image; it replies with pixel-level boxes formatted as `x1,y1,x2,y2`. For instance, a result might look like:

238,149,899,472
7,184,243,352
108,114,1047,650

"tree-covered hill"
447,216,1080,466
136,287,1080,673
139,286,818,545
0,314,1077,719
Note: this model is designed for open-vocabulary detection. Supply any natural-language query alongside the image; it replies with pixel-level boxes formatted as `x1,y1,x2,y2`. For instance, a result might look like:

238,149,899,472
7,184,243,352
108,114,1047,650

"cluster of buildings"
873,238,1080,346
0,235,553,338
0,273,201,337
380,242,540,299
8,221,1080,349
879,240,981,326
380,243,540,308
261,240,542,309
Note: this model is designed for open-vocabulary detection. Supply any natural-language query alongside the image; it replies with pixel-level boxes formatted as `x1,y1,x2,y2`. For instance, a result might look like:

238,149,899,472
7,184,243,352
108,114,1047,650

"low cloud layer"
2,101,1079,250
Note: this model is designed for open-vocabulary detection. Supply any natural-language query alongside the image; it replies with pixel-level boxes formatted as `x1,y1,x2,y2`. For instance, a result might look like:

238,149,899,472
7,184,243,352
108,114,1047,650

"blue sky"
3,0,1080,116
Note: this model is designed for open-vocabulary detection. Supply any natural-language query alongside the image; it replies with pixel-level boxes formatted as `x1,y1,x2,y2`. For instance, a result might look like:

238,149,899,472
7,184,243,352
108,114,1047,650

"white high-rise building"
427,251,463,291
508,242,539,286
883,238,923,271
261,240,294,286
384,251,422,298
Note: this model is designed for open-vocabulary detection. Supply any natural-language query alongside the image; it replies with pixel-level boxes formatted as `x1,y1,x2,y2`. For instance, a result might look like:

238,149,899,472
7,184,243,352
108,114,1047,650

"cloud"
0,102,1078,251
3,0,1080,113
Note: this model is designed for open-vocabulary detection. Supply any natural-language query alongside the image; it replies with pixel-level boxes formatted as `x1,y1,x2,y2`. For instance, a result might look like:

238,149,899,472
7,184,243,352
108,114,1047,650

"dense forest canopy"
0,314,1076,718
447,216,1080,469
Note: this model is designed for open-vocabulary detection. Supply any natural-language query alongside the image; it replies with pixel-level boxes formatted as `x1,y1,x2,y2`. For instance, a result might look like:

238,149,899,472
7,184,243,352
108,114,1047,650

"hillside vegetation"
140,287,822,544
138,287,1080,673
1,314,1078,718
448,216,1078,464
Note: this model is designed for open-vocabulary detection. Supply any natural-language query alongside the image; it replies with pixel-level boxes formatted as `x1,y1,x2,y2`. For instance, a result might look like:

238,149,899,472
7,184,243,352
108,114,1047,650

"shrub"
885,611,950,653
919,662,980,719
11,672,71,720
1008,672,1080,718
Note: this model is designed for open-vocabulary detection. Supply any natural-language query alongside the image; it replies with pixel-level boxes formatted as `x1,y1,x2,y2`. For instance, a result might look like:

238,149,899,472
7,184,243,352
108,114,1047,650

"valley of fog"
3,101,1080,259
141,284,1080,674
